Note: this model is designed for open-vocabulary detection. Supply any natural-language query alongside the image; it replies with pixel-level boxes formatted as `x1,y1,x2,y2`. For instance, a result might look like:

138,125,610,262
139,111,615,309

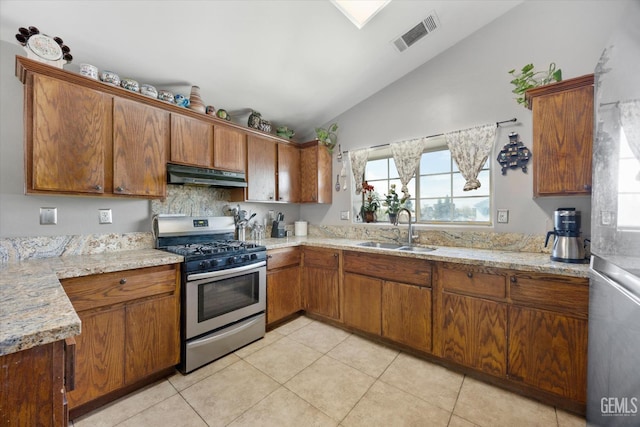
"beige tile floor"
71,316,586,427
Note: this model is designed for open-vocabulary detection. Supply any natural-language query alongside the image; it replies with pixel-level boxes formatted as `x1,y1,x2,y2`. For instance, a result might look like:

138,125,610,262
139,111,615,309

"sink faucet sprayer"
396,208,419,246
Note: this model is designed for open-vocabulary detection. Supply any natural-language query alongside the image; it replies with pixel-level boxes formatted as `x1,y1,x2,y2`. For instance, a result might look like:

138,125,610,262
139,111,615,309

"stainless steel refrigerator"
587,1,640,425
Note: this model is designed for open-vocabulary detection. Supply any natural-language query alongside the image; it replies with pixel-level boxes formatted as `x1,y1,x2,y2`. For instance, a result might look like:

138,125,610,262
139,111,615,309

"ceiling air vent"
392,11,440,53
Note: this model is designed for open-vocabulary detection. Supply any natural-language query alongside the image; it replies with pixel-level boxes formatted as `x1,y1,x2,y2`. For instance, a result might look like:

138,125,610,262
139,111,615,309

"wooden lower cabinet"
267,247,302,326
343,273,382,335
0,340,70,426
302,247,340,320
61,264,180,415
508,306,588,402
508,273,589,404
68,308,125,408
382,281,432,353
441,292,507,376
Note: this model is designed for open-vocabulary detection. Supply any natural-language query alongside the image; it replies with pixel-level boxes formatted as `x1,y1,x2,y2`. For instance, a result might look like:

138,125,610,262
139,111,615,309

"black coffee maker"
545,208,588,263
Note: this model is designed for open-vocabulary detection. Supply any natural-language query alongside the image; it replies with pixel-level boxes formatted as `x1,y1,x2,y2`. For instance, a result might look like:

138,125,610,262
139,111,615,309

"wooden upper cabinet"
300,141,332,203
30,74,111,194
170,114,214,168
277,142,301,203
526,74,594,196
246,135,277,201
214,126,247,173
113,97,169,198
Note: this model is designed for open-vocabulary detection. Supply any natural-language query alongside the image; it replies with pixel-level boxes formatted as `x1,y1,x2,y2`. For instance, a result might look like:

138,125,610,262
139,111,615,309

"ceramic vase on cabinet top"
188,85,206,113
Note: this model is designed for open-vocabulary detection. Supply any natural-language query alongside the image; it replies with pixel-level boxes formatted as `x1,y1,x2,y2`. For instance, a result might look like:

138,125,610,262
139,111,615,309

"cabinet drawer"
267,247,301,270
510,274,589,318
344,251,432,287
62,264,178,312
439,264,506,300
303,247,339,269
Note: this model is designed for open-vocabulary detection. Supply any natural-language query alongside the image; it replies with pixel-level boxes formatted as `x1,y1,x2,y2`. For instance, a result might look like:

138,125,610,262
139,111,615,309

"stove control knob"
210,259,220,267
199,260,211,269
250,253,258,260
230,256,241,264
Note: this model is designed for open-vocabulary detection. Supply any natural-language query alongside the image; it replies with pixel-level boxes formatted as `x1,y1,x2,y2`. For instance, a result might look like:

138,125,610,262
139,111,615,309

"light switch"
40,207,57,225
497,209,509,224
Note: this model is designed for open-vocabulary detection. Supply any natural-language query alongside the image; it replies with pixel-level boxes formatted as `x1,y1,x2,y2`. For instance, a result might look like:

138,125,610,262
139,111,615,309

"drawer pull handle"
267,255,273,259
467,272,473,278
119,278,127,285
510,276,517,284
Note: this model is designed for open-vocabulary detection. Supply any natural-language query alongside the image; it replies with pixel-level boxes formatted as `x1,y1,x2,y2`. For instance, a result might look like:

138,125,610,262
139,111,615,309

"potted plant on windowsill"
383,184,408,225
315,123,338,153
360,181,380,223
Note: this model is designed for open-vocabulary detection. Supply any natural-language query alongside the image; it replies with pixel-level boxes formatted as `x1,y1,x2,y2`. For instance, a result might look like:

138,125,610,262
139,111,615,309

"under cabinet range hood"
167,163,247,188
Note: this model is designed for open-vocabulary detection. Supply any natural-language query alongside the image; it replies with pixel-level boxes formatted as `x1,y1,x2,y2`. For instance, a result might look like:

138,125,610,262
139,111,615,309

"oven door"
185,261,266,339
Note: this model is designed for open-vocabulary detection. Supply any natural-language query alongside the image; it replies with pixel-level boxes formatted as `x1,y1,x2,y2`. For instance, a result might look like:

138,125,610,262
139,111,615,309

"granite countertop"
261,236,591,278
0,249,183,357
2,238,588,357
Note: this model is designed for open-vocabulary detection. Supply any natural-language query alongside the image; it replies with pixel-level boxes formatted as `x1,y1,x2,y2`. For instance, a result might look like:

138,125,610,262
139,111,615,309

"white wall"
302,0,632,236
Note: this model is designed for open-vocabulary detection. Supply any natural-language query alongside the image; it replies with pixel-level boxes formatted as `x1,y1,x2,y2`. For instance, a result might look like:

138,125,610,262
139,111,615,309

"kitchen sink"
356,242,436,252
397,245,436,253
356,241,403,249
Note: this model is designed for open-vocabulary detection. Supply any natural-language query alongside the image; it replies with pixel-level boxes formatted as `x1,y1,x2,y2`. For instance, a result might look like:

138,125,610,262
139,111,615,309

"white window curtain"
619,99,640,180
349,148,370,194
390,137,428,198
444,123,497,191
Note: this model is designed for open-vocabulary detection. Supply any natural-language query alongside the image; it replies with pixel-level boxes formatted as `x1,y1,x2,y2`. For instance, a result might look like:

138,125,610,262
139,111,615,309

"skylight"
330,0,392,29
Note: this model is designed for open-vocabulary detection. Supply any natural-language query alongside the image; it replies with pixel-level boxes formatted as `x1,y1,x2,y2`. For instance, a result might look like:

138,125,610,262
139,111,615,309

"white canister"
294,221,308,236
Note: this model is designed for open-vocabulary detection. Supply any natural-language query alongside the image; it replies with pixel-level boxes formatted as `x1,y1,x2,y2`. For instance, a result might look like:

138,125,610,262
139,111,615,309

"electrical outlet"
340,211,350,220
99,209,113,224
497,209,509,224
39,207,57,225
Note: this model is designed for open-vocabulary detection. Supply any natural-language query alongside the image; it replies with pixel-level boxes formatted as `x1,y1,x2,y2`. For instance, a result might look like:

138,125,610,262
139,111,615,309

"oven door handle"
189,314,264,348
187,261,266,281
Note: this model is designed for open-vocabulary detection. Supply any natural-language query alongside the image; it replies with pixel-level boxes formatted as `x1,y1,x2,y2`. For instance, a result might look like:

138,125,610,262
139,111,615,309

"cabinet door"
125,294,180,384
300,144,332,204
30,74,111,194
343,273,381,335
113,97,169,198
67,308,125,408
277,143,301,203
382,281,432,353
246,135,276,201
170,114,214,167
267,266,302,325
0,341,66,427
214,126,246,173
441,293,507,376
303,248,340,320
532,84,593,196
508,306,588,403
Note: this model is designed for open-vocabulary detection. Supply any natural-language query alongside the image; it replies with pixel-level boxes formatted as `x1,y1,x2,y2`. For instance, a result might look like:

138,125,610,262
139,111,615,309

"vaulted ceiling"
0,0,521,140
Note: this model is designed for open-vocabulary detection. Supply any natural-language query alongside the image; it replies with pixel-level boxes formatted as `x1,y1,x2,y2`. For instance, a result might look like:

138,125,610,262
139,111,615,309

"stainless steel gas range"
154,215,266,373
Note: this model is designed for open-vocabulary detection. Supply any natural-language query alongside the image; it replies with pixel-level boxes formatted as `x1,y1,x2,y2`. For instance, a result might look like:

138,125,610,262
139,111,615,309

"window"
358,141,491,225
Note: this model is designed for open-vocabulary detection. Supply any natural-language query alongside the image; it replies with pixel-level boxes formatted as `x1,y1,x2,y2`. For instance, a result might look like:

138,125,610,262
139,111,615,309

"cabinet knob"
119,278,127,285
510,276,517,284
467,271,473,278
267,255,273,259
584,184,592,191
116,186,125,192
333,253,338,257
94,184,103,191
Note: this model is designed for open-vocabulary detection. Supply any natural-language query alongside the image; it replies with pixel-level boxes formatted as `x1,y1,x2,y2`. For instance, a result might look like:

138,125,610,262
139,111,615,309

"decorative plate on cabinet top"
26,33,63,61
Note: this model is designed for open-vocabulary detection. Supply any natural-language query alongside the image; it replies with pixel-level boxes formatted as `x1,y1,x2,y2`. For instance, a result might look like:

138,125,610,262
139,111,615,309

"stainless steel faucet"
397,208,418,246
